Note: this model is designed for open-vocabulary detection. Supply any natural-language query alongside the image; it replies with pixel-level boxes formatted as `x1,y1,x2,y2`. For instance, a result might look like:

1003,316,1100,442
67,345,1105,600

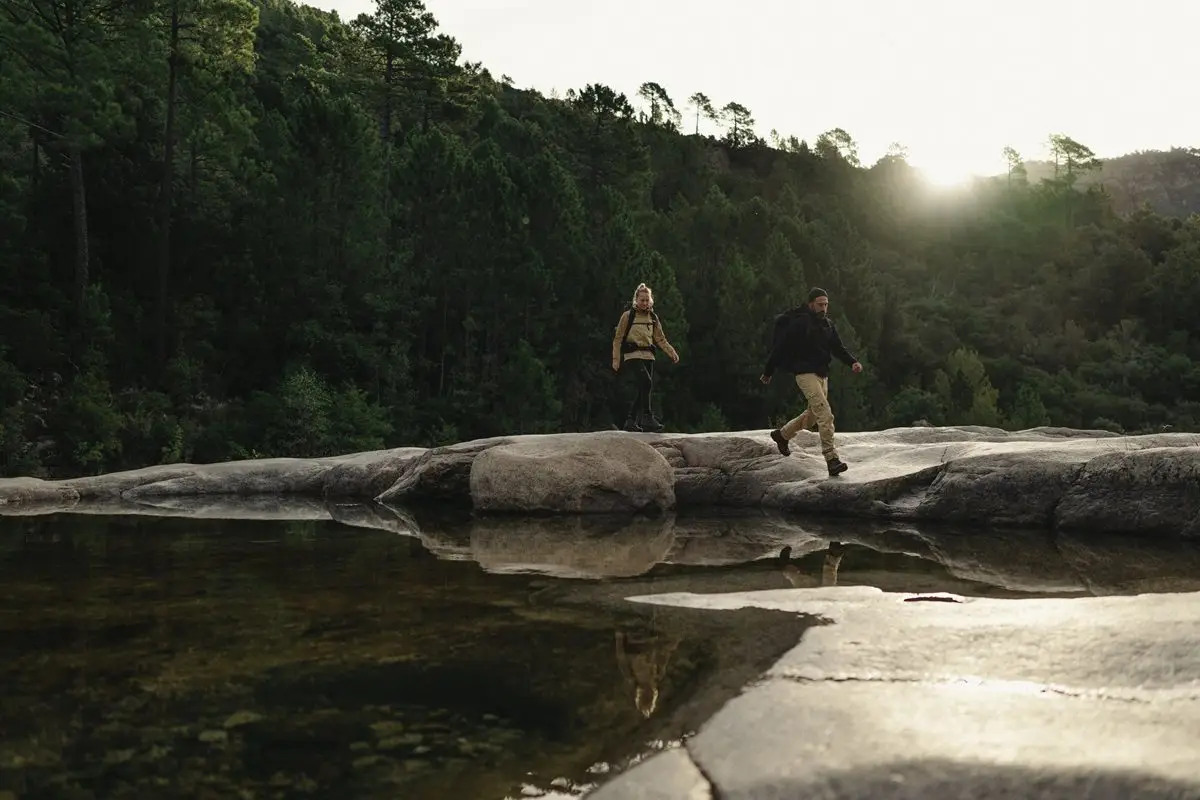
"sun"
917,161,977,187
907,147,1005,188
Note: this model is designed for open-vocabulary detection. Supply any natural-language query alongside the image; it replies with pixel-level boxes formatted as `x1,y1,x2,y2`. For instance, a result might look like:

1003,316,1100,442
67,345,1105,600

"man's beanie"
807,287,829,302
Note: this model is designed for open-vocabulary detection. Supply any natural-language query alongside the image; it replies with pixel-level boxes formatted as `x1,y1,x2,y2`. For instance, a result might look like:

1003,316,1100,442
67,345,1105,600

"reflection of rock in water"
694,516,1089,596
666,510,828,566
469,514,676,579
1056,531,1200,595
817,524,1085,595
327,501,420,536
24,496,1191,601
407,508,1200,599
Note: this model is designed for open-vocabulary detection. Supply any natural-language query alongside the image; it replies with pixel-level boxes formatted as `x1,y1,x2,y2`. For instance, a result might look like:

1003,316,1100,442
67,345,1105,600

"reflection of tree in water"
779,542,845,588
614,613,681,719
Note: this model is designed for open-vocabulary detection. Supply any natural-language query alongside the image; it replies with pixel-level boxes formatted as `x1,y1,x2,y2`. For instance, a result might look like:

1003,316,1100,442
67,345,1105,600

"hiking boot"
638,412,665,433
623,417,642,432
827,458,848,477
769,429,791,456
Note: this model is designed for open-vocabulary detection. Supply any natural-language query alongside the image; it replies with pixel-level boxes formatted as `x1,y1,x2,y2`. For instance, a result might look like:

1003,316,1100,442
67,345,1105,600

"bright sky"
313,0,1198,185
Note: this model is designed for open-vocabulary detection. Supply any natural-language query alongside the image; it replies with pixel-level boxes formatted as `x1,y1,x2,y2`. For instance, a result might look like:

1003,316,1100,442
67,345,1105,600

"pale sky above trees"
318,0,1198,185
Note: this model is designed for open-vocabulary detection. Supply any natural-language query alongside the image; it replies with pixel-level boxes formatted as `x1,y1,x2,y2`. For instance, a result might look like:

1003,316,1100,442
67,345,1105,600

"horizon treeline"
1,0,1198,478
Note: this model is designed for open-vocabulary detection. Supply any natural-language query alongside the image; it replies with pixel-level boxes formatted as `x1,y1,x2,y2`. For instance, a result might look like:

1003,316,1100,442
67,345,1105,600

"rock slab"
1,426,1199,538
588,586,1200,799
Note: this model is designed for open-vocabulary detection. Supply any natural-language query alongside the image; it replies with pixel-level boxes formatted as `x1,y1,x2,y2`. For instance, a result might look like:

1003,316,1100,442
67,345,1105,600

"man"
759,287,863,477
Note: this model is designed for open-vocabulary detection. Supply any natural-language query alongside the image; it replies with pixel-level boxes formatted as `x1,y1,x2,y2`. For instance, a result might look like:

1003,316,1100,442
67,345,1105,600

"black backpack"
767,307,800,348
618,303,660,353
766,306,814,361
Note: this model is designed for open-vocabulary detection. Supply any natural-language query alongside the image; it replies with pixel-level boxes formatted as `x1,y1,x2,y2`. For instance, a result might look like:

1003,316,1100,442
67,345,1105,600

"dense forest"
1,0,1199,479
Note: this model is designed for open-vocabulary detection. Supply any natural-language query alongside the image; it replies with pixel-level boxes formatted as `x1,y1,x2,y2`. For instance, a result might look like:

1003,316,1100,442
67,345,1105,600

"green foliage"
0,0,1198,478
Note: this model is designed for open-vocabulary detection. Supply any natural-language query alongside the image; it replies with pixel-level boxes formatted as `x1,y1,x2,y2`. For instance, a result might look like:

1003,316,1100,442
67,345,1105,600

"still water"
1,501,1197,799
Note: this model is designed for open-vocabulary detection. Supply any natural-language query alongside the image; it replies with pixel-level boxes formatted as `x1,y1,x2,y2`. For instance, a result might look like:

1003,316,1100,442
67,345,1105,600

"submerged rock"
1,427,1198,538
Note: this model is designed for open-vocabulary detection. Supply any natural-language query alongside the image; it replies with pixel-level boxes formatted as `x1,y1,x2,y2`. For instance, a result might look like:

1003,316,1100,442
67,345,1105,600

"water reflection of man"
615,627,679,719
778,542,845,588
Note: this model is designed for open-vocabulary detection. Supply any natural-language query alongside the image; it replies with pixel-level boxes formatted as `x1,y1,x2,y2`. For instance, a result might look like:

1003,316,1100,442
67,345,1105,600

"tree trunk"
382,51,393,140
30,128,39,190
438,294,448,397
155,0,181,374
68,143,89,320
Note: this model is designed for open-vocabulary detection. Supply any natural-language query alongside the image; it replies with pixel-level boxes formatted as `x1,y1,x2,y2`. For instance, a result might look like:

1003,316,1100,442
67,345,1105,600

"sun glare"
918,163,974,187
909,149,1008,188
911,158,980,187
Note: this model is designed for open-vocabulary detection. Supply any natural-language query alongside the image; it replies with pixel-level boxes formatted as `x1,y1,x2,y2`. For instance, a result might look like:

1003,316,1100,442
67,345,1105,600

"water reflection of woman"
615,626,680,719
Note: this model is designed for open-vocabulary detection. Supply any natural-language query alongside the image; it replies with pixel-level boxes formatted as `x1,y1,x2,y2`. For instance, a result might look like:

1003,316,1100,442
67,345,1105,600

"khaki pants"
781,550,843,588
780,373,837,460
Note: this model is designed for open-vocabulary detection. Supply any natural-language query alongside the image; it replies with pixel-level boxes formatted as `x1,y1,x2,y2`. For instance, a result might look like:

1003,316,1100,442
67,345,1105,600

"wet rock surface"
2,426,1199,537
590,587,1200,800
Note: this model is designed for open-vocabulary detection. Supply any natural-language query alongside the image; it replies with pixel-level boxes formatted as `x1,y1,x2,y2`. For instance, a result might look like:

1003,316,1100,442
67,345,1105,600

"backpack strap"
617,304,634,343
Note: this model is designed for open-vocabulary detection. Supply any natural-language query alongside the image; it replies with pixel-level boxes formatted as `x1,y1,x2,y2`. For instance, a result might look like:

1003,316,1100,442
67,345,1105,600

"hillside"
1022,148,1200,217
0,0,1198,479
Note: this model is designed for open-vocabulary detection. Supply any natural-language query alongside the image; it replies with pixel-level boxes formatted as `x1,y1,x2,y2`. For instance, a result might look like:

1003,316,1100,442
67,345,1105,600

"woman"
611,283,679,432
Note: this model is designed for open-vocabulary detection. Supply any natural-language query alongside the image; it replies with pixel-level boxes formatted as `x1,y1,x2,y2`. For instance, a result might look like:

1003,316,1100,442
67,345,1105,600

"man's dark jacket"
762,306,857,379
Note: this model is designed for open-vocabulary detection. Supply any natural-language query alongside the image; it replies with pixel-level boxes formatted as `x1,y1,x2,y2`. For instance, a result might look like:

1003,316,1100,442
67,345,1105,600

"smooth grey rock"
320,447,426,498
2,427,1199,538
909,450,1084,527
121,458,329,499
588,746,711,799
1056,447,1200,536
684,681,1199,800
376,439,502,505
0,476,79,508
469,432,675,514
759,592,1200,692
586,588,1200,799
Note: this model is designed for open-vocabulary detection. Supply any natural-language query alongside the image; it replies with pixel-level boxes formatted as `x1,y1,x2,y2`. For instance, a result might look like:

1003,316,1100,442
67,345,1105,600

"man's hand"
851,362,863,374
759,374,772,385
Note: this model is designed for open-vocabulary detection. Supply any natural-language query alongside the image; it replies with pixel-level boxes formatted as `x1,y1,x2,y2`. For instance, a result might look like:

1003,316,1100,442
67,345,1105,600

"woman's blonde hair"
631,283,654,307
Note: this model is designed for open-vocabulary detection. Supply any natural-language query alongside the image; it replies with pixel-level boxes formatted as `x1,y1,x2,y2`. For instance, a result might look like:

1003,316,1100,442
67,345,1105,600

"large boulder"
469,432,675,514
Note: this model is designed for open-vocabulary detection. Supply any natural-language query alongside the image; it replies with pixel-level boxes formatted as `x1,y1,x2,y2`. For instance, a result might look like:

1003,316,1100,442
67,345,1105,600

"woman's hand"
612,357,620,372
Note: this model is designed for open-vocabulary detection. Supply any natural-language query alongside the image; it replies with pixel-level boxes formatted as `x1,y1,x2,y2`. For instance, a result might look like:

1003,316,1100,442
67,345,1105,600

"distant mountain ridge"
1019,147,1200,218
